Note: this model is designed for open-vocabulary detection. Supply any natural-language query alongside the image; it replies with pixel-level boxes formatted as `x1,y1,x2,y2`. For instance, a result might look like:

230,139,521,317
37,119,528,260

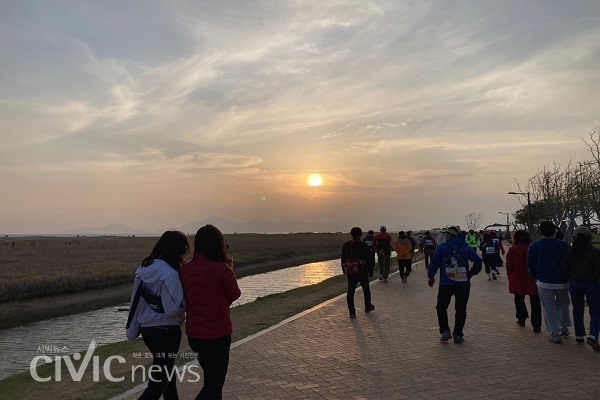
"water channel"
0,258,344,380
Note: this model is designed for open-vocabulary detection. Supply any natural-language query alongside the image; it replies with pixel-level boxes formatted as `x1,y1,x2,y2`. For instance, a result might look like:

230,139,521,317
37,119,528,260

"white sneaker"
492,272,497,280
487,273,492,281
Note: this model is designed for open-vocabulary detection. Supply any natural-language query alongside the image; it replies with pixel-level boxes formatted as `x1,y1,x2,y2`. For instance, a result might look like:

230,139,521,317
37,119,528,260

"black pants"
139,325,182,400
397,259,412,279
367,252,376,277
436,285,470,337
347,272,372,312
514,294,542,328
424,252,433,268
188,334,232,400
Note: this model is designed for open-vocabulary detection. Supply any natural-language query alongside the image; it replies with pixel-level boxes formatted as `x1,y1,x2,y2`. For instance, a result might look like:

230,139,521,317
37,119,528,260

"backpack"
443,243,468,282
342,240,364,275
423,237,435,254
484,239,499,255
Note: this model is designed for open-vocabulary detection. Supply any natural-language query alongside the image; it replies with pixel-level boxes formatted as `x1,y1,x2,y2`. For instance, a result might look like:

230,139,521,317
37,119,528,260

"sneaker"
378,275,383,281
517,319,525,327
453,335,464,344
365,304,375,313
440,330,452,342
383,278,388,283
561,327,570,337
587,337,600,351
533,327,541,333
548,333,562,344
576,336,585,344
402,278,407,283
487,275,492,281
492,272,497,280
495,269,500,275
349,310,356,318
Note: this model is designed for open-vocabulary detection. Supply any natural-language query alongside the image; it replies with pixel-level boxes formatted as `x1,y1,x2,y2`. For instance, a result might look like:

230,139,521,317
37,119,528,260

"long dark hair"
141,230,189,270
194,224,227,262
512,230,532,245
570,233,592,258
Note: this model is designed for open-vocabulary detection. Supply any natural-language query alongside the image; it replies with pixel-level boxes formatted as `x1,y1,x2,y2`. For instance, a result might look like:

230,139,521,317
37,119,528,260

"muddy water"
0,259,342,380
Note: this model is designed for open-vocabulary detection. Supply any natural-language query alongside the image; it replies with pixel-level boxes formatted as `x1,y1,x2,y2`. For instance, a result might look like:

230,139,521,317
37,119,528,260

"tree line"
512,126,600,230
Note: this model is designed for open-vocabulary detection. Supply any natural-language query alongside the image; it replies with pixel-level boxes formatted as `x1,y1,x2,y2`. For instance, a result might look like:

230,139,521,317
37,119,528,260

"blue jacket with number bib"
428,235,483,286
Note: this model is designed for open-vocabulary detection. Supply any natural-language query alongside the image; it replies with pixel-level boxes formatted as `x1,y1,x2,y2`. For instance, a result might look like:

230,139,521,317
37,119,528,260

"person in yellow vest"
465,229,479,254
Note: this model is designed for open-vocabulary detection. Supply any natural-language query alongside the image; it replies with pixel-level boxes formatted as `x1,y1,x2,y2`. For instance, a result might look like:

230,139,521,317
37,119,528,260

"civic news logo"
30,340,202,383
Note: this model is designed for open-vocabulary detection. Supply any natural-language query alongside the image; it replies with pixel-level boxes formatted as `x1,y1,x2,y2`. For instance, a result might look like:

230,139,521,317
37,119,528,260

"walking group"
341,221,600,352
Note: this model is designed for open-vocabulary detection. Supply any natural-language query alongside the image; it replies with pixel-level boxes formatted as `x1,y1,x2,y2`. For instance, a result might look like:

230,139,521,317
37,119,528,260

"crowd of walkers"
342,221,600,352
125,220,600,399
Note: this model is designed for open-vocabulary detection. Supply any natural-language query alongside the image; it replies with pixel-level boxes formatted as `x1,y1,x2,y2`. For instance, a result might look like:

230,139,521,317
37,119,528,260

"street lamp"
508,191,532,233
498,212,509,240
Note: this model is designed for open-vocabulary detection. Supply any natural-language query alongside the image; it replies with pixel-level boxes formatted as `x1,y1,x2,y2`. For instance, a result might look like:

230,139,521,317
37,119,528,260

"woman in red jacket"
506,230,541,333
180,225,241,400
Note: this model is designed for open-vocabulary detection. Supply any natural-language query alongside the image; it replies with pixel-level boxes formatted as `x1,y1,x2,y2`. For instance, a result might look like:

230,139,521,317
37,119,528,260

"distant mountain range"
61,217,418,235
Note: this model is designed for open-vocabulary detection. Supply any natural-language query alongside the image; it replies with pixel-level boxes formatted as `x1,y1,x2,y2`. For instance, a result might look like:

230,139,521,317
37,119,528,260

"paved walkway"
118,259,600,399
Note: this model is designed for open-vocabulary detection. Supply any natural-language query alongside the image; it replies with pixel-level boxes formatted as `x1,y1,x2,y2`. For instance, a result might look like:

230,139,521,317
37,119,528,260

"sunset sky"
1,1,599,234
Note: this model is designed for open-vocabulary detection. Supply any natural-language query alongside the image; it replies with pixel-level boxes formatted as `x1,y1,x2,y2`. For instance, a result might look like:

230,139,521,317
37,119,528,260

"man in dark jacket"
427,226,482,343
528,220,571,344
341,227,375,318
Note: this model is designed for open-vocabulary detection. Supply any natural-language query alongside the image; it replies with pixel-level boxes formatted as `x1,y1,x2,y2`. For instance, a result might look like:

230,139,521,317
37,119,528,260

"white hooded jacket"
126,258,185,340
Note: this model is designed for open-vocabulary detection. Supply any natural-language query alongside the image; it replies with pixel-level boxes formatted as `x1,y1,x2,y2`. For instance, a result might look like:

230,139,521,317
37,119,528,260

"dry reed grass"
0,232,347,302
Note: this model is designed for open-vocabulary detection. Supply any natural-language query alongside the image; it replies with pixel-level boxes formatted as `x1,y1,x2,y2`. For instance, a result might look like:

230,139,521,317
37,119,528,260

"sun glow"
307,174,323,187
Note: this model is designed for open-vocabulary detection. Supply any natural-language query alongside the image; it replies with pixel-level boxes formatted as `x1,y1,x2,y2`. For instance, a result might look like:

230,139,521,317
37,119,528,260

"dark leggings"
397,259,412,279
139,325,182,400
188,334,232,400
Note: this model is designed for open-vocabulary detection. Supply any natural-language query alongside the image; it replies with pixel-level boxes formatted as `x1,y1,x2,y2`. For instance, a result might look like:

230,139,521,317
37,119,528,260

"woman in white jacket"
126,230,189,400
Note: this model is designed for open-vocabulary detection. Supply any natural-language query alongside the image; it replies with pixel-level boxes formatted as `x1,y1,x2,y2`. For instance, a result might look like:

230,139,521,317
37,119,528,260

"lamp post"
508,191,532,233
498,212,509,240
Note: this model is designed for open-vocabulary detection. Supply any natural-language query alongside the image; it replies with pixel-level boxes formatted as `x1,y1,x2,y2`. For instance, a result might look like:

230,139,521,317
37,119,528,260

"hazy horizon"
2,1,599,234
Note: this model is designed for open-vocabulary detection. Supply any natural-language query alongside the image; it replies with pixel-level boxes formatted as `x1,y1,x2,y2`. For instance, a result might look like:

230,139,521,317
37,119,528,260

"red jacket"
506,243,538,295
374,232,392,254
180,253,241,339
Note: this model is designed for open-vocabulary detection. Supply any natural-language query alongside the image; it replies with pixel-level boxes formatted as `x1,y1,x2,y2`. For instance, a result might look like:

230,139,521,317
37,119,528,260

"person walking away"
374,225,392,282
560,226,600,350
362,229,376,277
420,231,437,269
427,226,482,344
394,231,413,283
479,232,500,281
437,229,447,246
180,225,242,399
126,231,189,400
341,227,375,318
490,231,506,275
528,220,572,344
465,229,479,255
406,231,417,267
506,230,541,332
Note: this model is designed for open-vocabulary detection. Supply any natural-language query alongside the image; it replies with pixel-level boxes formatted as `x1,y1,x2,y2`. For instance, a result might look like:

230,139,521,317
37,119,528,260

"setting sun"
307,174,323,187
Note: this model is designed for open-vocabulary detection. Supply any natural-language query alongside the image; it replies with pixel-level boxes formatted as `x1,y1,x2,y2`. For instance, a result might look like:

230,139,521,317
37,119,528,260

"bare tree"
464,212,484,231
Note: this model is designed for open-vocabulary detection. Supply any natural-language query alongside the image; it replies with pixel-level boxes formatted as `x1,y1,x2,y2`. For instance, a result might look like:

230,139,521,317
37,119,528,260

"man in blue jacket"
528,220,572,343
428,226,482,343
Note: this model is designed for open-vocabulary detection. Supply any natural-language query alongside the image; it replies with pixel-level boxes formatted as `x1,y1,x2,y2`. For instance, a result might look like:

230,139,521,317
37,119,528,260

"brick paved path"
119,260,600,399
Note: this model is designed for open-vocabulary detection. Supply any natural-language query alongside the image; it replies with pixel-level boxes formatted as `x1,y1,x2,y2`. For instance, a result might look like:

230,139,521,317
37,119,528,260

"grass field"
0,233,347,303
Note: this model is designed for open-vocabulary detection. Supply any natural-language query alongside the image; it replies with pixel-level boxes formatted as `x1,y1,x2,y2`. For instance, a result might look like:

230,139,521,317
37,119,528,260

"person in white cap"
374,225,392,282
427,226,482,344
